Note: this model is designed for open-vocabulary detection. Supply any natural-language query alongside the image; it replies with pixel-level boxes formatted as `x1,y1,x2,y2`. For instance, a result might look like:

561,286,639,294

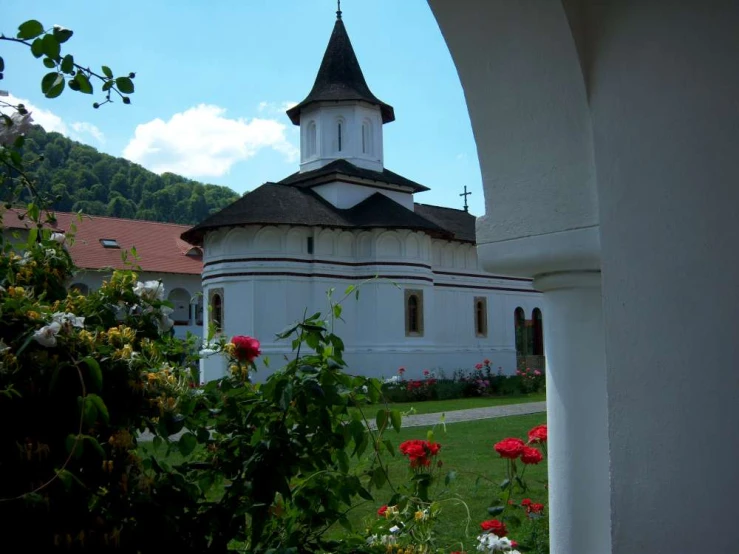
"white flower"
33,321,61,347
50,232,66,244
0,111,34,146
389,526,400,534
44,248,58,259
477,533,506,552
384,375,400,384
52,311,85,329
361,385,368,393
157,306,174,333
133,280,165,302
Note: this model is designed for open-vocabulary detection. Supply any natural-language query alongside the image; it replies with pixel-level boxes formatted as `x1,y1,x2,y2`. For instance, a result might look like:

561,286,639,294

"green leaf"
375,409,388,432
332,303,342,319
390,410,402,433
87,393,109,423
41,72,65,98
74,72,93,94
42,57,56,68
178,432,198,456
83,435,105,458
60,54,74,73
82,356,102,390
336,449,349,473
357,486,373,501
500,478,511,491
115,76,135,94
82,396,97,426
65,434,83,459
41,34,61,60
372,466,386,488
196,426,210,443
487,505,505,516
152,435,163,450
504,514,522,527
17,20,45,40
30,38,44,58
52,25,73,43
383,439,396,457
102,65,113,78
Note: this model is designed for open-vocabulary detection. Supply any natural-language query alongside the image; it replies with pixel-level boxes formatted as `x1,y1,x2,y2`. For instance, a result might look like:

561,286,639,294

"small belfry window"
337,122,343,152
405,289,424,337
307,121,317,157
474,296,488,337
362,120,372,155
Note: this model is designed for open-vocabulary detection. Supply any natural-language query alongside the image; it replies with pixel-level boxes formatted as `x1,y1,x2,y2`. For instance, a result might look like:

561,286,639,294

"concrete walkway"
141,401,546,441
388,401,546,429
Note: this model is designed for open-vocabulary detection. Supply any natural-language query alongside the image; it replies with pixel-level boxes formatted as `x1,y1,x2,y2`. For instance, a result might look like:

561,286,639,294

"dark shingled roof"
277,159,429,193
286,16,394,125
181,185,467,246
413,203,477,243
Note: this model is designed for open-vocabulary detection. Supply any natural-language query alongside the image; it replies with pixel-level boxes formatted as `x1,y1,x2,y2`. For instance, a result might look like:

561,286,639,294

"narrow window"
362,123,367,153
195,296,203,326
514,307,526,355
100,238,120,248
532,308,544,356
474,297,488,337
307,121,317,157
307,236,314,254
209,289,224,333
405,289,424,336
337,122,343,152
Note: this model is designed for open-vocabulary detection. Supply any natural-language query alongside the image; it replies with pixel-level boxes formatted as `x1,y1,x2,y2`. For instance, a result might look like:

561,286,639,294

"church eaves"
286,15,395,125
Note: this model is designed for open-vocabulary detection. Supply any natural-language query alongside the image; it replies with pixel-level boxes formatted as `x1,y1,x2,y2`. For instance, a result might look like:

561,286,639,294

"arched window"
194,295,204,326
514,307,526,355
168,288,191,325
405,289,424,336
209,288,224,333
532,308,544,356
475,297,488,337
361,120,372,155
337,121,343,152
306,121,317,158
69,283,89,295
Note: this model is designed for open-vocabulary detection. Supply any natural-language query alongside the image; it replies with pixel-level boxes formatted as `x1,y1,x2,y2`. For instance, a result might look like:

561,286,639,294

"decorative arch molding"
316,229,335,256
357,232,373,259
337,231,354,257
286,228,308,254
454,245,466,268
442,243,455,268
361,118,373,156
223,227,253,255
253,226,282,253
405,233,420,259
432,242,443,267
205,229,228,257
466,246,478,269
335,116,346,153
376,231,402,258
306,120,317,158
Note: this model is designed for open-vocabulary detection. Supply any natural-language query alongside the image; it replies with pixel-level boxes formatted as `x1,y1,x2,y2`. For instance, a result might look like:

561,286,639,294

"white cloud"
71,121,105,144
0,94,105,145
258,100,298,115
123,104,299,178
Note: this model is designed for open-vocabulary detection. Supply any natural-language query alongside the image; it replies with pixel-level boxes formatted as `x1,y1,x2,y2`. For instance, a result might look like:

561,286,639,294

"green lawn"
338,414,549,551
379,392,546,416
140,413,548,552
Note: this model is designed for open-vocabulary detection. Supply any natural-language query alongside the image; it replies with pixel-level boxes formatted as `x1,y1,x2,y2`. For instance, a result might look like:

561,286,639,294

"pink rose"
230,335,261,363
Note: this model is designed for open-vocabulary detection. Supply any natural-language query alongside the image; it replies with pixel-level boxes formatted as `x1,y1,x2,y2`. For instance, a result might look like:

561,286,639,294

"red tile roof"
1,209,203,275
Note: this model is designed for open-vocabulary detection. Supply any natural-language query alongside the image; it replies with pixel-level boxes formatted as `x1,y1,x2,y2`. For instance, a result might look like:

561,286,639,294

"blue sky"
2,0,485,215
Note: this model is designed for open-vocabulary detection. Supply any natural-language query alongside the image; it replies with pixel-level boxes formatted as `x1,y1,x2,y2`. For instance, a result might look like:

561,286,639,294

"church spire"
285,8,395,126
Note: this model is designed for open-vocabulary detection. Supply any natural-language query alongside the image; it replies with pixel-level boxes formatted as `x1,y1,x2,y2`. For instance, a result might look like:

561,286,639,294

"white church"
182,9,543,381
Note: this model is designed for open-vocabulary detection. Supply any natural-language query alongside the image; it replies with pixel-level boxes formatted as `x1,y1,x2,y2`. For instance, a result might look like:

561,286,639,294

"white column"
533,271,611,554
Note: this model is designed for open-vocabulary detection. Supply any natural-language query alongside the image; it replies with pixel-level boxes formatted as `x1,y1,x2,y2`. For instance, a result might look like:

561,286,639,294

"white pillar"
533,272,611,554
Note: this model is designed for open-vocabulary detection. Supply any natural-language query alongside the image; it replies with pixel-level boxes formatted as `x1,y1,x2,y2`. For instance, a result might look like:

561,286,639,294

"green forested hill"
18,126,240,225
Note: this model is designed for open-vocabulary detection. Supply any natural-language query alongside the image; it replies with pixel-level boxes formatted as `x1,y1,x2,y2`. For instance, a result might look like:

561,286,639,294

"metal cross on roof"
336,0,342,19
460,185,472,212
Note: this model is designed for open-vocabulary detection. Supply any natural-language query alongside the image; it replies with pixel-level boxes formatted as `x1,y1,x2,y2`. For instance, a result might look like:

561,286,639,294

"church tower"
286,8,394,173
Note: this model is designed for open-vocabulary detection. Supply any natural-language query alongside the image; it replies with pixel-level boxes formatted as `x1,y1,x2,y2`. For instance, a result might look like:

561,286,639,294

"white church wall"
200,224,541,380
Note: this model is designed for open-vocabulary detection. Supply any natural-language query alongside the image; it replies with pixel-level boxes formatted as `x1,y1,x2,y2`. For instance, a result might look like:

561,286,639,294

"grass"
139,413,548,552
379,392,546,416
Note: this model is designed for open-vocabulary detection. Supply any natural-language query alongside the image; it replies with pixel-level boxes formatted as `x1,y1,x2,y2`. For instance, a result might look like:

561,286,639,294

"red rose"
423,369,430,376
480,519,507,537
475,363,483,370
377,505,388,517
511,540,518,548
483,358,491,365
231,335,261,363
398,367,406,374
399,439,441,468
521,498,532,507
521,446,543,465
494,438,525,459
531,503,545,514
528,424,548,444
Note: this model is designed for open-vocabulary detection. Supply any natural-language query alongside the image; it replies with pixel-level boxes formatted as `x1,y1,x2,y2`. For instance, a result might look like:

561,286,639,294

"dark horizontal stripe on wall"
203,271,434,283
204,257,432,270
434,282,542,294
433,270,532,282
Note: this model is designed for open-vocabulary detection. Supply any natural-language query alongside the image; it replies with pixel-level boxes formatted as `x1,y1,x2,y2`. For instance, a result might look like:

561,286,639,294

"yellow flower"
9,286,25,298
113,344,135,360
